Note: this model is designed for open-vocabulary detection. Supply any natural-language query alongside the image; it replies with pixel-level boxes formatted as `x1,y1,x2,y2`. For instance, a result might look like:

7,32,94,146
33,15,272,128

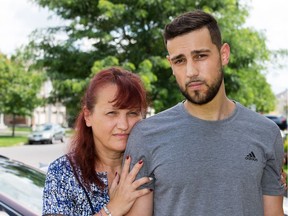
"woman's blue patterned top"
42,155,109,215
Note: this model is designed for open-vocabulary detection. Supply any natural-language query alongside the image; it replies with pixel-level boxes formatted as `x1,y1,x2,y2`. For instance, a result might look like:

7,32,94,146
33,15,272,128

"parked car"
264,114,287,131
28,123,65,144
0,155,45,215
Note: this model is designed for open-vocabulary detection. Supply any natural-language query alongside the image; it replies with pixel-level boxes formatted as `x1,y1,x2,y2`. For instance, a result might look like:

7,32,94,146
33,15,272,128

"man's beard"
179,69,224,105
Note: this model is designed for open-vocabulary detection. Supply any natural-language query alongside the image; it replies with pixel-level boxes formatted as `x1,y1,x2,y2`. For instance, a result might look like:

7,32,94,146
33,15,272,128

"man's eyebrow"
191,49,210,55
170,54,185,62
170,49,211,61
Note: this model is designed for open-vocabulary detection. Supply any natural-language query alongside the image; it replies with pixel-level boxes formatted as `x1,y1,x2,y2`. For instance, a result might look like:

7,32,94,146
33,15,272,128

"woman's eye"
107,111,116,115
129,111,140,116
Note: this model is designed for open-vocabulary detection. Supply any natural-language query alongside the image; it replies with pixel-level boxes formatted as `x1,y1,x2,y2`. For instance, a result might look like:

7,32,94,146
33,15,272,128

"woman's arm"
99,156,153,216
125,192,153,216
263,195,283,216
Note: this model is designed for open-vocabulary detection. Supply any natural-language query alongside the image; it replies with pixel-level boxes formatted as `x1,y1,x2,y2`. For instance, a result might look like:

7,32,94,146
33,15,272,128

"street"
0,141,68,169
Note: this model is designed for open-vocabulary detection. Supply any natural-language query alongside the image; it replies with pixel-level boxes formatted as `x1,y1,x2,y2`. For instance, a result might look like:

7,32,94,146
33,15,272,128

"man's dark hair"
163,10,222,50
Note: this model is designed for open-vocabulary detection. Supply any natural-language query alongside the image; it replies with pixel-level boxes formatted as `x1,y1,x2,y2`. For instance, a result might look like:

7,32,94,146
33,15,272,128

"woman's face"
84,83,143,154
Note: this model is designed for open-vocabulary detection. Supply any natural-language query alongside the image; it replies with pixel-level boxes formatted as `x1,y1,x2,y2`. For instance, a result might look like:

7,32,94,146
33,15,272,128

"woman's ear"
83,107,92,127
220,43,230,66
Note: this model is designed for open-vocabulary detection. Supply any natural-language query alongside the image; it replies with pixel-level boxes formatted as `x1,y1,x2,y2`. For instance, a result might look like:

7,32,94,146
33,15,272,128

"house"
1,80,67,128
0,114,6,129
275,89,288,118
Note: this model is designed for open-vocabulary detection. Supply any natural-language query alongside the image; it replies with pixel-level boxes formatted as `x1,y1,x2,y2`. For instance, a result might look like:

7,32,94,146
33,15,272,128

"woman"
42,67,153,215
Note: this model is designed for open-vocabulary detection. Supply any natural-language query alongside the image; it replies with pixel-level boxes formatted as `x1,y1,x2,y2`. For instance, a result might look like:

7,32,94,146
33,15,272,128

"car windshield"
267,116,277,120
0,158,45,214
35,124,52,132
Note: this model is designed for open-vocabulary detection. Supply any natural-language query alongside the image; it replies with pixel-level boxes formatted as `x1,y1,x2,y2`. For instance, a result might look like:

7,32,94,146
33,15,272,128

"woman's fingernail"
126,155,130,160
150,189,154,192
115,172,118,176
138,160,143,164
149,177,153,181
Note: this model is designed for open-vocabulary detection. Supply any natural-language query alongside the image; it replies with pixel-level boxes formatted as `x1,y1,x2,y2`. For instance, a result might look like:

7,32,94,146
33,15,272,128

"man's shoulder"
143,103,182,123
236,102,280,130
131,103,183,135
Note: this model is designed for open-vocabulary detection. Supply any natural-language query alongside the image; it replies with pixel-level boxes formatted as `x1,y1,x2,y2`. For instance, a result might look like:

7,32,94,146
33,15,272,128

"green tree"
0,53,44,136
29,0,275,121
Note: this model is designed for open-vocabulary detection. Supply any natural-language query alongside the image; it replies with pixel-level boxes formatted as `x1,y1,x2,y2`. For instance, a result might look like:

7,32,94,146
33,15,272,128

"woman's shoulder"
46,154,73,177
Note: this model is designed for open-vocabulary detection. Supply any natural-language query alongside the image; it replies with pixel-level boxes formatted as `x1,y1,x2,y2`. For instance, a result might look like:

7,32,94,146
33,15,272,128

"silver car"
0,155,45,215
28,123,65,144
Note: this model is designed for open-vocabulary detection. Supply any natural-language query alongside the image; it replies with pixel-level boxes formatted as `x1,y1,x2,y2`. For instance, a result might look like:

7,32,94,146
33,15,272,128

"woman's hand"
281,157,287,190
106,155,153,216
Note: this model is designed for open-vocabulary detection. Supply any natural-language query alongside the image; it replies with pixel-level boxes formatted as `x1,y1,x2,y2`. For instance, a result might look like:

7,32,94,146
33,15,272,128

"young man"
125,10,285,215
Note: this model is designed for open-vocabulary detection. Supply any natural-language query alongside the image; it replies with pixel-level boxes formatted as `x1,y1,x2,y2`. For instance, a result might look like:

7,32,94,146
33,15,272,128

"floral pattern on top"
42,155,109,215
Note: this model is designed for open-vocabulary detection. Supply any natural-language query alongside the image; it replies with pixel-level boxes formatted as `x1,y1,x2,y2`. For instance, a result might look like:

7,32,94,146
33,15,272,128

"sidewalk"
0,128,30,136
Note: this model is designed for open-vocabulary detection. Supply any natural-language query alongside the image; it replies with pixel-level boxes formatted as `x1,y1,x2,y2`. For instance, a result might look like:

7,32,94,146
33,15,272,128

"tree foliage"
29,0,276,122
0,53,44,136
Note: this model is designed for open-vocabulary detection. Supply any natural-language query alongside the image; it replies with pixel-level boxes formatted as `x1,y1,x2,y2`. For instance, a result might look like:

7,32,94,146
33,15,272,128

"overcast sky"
0,0,287,94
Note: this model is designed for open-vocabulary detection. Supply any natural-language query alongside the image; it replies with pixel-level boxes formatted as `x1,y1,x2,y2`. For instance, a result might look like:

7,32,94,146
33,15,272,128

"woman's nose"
117,116,129,130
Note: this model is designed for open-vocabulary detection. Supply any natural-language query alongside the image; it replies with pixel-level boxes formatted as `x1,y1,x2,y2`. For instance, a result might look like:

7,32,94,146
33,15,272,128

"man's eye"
173,58,185,65
195,54,207,60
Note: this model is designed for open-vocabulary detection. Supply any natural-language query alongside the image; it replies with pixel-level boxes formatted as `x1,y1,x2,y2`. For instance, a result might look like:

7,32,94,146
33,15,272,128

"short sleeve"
124,125,155,189
261,130,286,195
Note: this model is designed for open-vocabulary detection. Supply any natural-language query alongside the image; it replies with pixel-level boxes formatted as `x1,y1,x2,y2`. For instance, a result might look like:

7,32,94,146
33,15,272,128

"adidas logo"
245,151,258,161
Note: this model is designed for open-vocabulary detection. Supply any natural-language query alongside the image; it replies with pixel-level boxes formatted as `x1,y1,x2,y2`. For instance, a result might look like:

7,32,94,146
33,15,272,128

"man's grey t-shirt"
124,102,285,216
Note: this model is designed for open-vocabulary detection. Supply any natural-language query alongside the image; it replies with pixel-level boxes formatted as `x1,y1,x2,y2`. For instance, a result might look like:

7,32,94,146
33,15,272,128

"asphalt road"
0,141,69,169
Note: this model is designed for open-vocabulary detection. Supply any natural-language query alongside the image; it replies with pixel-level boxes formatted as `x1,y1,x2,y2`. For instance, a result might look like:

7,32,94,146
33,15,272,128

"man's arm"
125,192,153,216
263,195,283,216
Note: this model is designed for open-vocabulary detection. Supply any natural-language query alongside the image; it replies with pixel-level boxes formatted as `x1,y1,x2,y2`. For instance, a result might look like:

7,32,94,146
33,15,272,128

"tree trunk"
12,114,16,137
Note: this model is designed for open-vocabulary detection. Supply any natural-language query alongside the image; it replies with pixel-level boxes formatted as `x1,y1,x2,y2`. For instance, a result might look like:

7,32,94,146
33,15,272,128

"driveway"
0,142,68,169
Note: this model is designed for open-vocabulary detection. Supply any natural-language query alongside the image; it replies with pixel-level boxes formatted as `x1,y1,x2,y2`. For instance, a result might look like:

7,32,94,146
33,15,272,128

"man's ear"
166,55,175,75
166,54,171,64
220,43,230,66
83,107,92,127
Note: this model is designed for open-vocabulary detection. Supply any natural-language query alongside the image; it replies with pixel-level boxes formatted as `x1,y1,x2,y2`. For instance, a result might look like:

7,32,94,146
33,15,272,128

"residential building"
1,80,67,128
275,89,288,118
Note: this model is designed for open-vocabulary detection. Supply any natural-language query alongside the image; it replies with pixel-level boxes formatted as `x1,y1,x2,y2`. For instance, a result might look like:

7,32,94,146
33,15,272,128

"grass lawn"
11,127,32,132
0,126,30,147
0,136,27,147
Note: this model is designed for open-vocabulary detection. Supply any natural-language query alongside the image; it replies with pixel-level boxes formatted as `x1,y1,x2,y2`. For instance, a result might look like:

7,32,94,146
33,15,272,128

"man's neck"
183,86,235,121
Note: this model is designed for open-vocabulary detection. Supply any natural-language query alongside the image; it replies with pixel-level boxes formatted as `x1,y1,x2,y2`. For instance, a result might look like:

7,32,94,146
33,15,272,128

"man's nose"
186,61,198,77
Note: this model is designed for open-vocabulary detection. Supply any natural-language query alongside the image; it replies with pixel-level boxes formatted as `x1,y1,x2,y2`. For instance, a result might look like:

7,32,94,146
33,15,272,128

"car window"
266,116,277,120
0,160,45,215
43,125,52,131
0,202,19,216
34,124,52,132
